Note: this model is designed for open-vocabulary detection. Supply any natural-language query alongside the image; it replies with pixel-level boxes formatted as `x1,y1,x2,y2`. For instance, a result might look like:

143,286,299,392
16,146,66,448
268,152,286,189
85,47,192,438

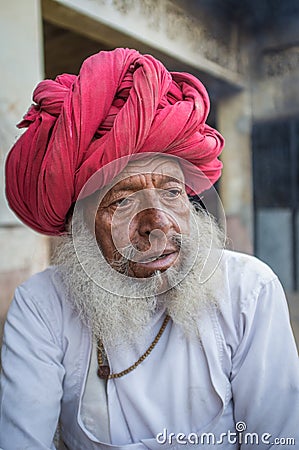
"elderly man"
1,48,299,449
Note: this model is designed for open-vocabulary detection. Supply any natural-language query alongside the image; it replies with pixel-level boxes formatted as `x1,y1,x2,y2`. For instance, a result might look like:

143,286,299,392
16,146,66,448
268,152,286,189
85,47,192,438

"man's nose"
137,208,173,237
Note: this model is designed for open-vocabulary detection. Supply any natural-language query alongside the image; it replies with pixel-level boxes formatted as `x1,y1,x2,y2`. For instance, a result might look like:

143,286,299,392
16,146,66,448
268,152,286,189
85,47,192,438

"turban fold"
5,48,224,235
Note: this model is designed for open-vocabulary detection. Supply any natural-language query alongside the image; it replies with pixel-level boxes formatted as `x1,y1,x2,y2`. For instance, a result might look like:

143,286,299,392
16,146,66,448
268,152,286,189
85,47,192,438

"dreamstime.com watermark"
156,422,296,446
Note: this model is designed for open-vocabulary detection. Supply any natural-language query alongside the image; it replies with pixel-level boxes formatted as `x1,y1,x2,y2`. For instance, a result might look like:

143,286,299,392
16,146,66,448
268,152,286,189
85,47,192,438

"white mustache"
110,234,185,274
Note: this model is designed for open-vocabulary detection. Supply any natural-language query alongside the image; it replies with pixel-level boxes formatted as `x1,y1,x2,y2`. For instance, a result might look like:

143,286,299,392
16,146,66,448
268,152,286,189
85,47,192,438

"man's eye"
113,197,132,208
163,188,182,199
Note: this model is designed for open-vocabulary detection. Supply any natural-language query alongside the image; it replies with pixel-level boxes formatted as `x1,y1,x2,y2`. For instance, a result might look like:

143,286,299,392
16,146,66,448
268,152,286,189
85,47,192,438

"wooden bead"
97,365,110,379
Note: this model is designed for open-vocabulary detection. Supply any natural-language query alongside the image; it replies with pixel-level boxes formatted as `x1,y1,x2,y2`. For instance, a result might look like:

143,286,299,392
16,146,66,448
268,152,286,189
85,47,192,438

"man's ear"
66,190,103,234
82,191,102,232
188,194,207,212
64,203,75,232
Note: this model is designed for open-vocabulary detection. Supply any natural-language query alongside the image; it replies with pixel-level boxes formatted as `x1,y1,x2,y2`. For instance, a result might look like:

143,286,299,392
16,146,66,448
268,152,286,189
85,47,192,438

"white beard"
52,206,225,349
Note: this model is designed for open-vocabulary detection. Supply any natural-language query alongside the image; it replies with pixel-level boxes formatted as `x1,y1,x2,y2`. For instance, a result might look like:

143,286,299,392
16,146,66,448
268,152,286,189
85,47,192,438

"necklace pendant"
97,365,110,379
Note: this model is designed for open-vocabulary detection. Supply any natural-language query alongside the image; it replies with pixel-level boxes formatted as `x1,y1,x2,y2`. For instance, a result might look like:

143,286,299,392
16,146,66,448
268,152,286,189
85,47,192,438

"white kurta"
0,250,299,449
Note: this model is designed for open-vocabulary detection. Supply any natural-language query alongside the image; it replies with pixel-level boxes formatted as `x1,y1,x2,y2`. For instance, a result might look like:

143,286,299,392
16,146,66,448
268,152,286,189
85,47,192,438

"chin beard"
51,207,225,349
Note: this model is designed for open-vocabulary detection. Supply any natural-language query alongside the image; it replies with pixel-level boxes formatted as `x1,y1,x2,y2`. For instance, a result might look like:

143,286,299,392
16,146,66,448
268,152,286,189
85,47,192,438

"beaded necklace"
97,315,170,379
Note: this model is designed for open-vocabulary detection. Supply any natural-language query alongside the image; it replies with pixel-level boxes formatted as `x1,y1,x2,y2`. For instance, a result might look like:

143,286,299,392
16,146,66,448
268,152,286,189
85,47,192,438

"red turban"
5,48,224,235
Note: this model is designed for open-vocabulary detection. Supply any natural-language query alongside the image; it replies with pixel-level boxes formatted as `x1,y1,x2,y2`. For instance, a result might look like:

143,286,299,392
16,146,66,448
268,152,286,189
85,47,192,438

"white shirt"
0,250,299,449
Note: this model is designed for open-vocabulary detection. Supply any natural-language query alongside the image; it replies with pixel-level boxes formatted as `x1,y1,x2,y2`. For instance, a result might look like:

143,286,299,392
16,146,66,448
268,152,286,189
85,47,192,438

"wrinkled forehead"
79,155,186,212
115,155,185,184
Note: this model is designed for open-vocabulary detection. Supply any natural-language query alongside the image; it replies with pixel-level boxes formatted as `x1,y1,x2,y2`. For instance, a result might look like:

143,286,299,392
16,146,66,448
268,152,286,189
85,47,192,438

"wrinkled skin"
89,156,191,278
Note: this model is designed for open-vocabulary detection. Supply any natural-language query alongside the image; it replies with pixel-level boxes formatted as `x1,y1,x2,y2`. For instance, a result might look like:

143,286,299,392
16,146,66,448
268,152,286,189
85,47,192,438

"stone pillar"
217,90,253,254
0,0,49,339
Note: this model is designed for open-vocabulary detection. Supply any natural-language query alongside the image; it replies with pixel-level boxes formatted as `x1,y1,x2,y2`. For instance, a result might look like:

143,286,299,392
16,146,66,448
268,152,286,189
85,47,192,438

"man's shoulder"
217,249,288,316
217,250,280,311
5,267,88,364
13,266,71,320
221,249,277,287
19,266,64,299
214,251,285,345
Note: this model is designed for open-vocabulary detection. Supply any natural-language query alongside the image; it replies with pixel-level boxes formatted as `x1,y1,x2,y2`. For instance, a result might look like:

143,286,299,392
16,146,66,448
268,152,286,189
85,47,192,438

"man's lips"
135,250,179,271
135,247,178,263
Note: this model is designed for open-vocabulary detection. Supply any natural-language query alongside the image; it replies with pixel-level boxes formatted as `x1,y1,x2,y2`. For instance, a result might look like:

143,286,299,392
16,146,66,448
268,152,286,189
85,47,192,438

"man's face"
93,156,190,278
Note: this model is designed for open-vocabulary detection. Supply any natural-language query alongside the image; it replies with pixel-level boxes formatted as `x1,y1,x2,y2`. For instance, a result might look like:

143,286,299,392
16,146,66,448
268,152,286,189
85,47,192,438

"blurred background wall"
1,0,299,346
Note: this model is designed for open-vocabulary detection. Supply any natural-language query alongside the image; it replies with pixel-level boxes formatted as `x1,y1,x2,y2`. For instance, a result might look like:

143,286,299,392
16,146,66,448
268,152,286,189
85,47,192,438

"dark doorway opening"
253,117,299,291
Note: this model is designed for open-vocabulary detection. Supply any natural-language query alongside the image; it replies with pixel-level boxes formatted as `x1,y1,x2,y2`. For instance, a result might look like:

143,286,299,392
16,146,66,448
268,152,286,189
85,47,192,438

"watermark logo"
156,422,296,446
